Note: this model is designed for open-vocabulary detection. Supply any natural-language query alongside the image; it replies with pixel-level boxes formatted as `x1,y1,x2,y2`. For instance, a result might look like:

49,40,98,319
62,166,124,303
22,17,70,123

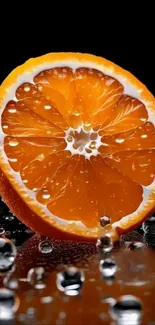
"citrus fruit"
0,52,155,241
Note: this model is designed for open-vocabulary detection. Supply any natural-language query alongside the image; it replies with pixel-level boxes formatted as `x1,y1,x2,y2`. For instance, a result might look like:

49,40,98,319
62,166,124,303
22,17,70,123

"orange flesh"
2,67,155,228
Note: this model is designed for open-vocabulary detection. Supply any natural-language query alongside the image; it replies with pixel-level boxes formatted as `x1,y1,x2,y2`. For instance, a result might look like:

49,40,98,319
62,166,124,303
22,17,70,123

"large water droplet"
128,242,145,250
3,274,19,290
56,267,85,296
0,288,19,321
0,238,17,273
96,235,113,253
38,240,53,254
100,216,111,227
27,267,46,289
99,258,117,277
110,295,142,325
142,215,155,234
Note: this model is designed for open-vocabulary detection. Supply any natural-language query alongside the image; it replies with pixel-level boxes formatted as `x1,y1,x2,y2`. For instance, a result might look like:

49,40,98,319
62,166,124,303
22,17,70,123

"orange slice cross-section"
0,52,155,240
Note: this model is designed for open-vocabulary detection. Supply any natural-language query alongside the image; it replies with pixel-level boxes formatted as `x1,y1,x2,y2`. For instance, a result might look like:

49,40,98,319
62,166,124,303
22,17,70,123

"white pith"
0,57,155,236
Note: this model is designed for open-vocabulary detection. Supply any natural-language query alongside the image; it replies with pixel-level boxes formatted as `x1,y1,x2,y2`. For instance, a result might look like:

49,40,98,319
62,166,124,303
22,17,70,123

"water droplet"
142,216,155,234
3,274,19,290
99,258,117,277
38,240,53,254
128,242,145,250
44,104,52,110
41,296,53,304
56,267,85,296
0,228,5,237
0,288,19,320
96,235,113,253
8,139,19,147
100,216,111,227
0,238,17,273
27,267,46,289
67,135,73,142
110,295,142,325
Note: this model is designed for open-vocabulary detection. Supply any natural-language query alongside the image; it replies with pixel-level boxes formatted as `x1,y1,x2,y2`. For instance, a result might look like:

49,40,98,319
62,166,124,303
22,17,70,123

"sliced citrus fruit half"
0,52,155,240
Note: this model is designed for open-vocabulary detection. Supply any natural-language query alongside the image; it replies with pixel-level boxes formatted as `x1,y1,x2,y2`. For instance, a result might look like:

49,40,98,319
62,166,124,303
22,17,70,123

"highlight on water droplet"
0,288,20,320
128,242,146,251
8,139,19,147
38,240,53,254
100,216,111,227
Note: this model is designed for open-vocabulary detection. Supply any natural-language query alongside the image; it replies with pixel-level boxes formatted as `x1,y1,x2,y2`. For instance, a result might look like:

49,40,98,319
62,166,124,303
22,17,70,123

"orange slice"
0,52,155,241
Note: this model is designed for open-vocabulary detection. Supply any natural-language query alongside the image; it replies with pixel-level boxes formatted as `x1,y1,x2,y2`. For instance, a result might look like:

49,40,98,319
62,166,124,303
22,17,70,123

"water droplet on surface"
41,296,53,304
100,216,111,227
142,216,155,234
0,228,5,237
3,274,19,290
96,235,113,253
27,267,46,289
110,295,142,325
38,240,53,254
0,288,19,320
99,258,117,277
56,267,85,296
128,242,145,250
0,238,17,273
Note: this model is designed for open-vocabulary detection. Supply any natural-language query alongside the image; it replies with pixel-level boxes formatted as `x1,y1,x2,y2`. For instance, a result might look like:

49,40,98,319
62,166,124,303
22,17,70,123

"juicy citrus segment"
4,136,67,173
90,156,143,222
99,122,155,155
15,82,69,131
97,95,148,136
105,150,155,187
2,100,64,137
0,52,155,239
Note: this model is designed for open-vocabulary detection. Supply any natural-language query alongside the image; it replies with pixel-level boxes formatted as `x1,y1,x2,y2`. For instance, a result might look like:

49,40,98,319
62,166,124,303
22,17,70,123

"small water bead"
3,274,19,290
5,216,14,221
100,216,111,227
0,228,5,237
27,267,46,289
99,258,117,277
56,267,85,296
44,104,52,110
128,242,146,250
38,240,53,254
96,235,113,253
110,295,142,325
0,238,17,273
142,216,155,234
0,288,20,320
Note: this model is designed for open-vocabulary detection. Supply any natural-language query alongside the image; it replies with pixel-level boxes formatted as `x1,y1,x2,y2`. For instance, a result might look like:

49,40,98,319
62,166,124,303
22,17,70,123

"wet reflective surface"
1,198,155,324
